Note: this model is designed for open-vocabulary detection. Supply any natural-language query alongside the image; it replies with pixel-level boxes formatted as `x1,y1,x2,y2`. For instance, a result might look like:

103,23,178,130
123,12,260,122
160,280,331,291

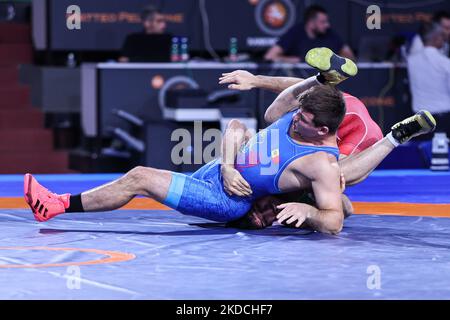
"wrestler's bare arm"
277,153,344,234
264,77,320,124
219,71,390,189
219,70,303,93
221,119,253,197
219,70,319,123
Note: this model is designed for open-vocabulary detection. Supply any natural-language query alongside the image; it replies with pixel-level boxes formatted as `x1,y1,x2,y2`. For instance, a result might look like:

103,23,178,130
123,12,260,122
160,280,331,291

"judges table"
81,62,411,170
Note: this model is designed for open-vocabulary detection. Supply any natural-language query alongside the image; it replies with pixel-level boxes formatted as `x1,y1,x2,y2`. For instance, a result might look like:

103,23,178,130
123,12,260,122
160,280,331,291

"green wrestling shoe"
391,110,436,144
305,47,358,86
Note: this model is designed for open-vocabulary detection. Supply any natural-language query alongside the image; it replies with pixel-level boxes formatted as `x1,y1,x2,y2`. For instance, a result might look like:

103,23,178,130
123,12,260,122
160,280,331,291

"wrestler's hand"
218,70,257,91
221,165,253,197
276,203,310,228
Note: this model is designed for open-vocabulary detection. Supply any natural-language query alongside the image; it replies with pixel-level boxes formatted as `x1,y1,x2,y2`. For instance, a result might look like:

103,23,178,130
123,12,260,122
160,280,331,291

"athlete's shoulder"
294,150,339,180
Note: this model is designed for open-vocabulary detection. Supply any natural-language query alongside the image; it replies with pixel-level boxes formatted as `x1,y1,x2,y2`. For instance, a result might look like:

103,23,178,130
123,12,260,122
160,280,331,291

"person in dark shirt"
119,5,168,63
265,5,355,63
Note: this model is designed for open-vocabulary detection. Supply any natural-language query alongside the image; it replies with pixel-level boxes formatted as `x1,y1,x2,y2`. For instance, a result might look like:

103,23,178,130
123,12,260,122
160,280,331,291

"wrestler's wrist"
254,75,266,88
304,205,317,219
221,163,235,171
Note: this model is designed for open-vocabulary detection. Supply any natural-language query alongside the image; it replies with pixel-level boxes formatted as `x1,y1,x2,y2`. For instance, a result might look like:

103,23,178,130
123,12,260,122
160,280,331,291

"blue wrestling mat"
0,170,449,299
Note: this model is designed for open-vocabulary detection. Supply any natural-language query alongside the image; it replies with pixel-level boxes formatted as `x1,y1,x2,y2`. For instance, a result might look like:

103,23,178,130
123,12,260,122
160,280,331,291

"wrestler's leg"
25,166,175,222
96,159,251,222
80,119,255,213
340,110,437,186
84,117,257,212
338,138,395,186
80,166,172,212
26,161,251,223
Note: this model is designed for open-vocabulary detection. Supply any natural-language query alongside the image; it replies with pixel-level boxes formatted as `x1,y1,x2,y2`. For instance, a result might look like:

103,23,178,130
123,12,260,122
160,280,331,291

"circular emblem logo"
255,0,296,36
158,76,199,110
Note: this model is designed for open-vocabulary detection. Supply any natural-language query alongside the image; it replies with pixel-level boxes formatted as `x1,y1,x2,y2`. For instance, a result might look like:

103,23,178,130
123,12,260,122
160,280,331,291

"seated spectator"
119,5,169,63
264,5,355,63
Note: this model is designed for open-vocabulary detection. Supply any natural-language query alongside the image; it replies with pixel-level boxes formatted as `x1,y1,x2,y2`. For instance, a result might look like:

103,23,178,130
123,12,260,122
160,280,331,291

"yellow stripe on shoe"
341,58,358,77
418,110,436,129
305,47,333,71
305,47,357,86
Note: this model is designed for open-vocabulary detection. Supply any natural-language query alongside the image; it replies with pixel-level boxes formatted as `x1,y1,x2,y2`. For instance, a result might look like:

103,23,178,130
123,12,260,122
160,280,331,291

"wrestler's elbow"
324,223,343,235
264,113,274,124
264,109,278,124
320,211,344,235
327,223,343,235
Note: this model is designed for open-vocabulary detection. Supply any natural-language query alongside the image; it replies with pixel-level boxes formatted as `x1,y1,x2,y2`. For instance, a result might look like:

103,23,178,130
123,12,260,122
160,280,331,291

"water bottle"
229,37,238,62
67,52,76,68
180,37,189,62
171,37,180,62
6,4,16,21
430,132,449,171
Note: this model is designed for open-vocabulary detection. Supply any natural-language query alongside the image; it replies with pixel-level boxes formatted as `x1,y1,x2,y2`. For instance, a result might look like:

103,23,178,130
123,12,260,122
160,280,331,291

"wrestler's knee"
124,166,155,190
126,166,146,179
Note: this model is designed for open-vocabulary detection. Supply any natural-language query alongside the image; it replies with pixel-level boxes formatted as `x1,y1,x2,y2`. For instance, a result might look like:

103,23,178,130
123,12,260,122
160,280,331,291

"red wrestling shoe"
24,173,70,222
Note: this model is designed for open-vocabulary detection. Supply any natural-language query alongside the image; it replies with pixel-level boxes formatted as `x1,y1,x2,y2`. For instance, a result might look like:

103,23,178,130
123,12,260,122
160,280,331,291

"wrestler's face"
292,109,328,138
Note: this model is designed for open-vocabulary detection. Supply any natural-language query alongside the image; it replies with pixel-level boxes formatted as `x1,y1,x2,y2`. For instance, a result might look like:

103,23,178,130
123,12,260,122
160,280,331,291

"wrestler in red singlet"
337,92,383,156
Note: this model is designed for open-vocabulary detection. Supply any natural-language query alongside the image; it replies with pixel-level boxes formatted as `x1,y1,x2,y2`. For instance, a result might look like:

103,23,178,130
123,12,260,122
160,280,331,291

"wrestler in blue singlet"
162,111,339,222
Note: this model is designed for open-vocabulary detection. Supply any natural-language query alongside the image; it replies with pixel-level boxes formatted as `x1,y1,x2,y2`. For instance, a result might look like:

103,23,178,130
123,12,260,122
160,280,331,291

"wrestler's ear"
317,126,329,136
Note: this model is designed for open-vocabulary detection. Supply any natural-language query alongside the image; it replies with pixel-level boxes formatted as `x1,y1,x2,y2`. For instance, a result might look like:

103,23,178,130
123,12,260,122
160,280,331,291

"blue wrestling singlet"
163,111,340,222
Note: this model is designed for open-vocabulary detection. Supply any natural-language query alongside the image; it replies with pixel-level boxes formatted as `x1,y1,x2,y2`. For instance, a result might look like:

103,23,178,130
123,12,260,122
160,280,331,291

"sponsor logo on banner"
67,12,184,24
380,12,432,24
255,0,296,36
248,0,296,48
246,37,278,47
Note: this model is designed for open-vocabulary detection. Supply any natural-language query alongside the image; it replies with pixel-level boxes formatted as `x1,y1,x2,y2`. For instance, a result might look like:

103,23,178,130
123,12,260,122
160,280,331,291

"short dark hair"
304,5,327,23
141,5,160,21
297,85,346,134
433,10,450,23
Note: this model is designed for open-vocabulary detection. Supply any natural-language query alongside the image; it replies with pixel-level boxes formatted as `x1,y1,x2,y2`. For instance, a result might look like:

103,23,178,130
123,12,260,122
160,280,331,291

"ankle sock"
66,194,85,213
386,132,400,147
